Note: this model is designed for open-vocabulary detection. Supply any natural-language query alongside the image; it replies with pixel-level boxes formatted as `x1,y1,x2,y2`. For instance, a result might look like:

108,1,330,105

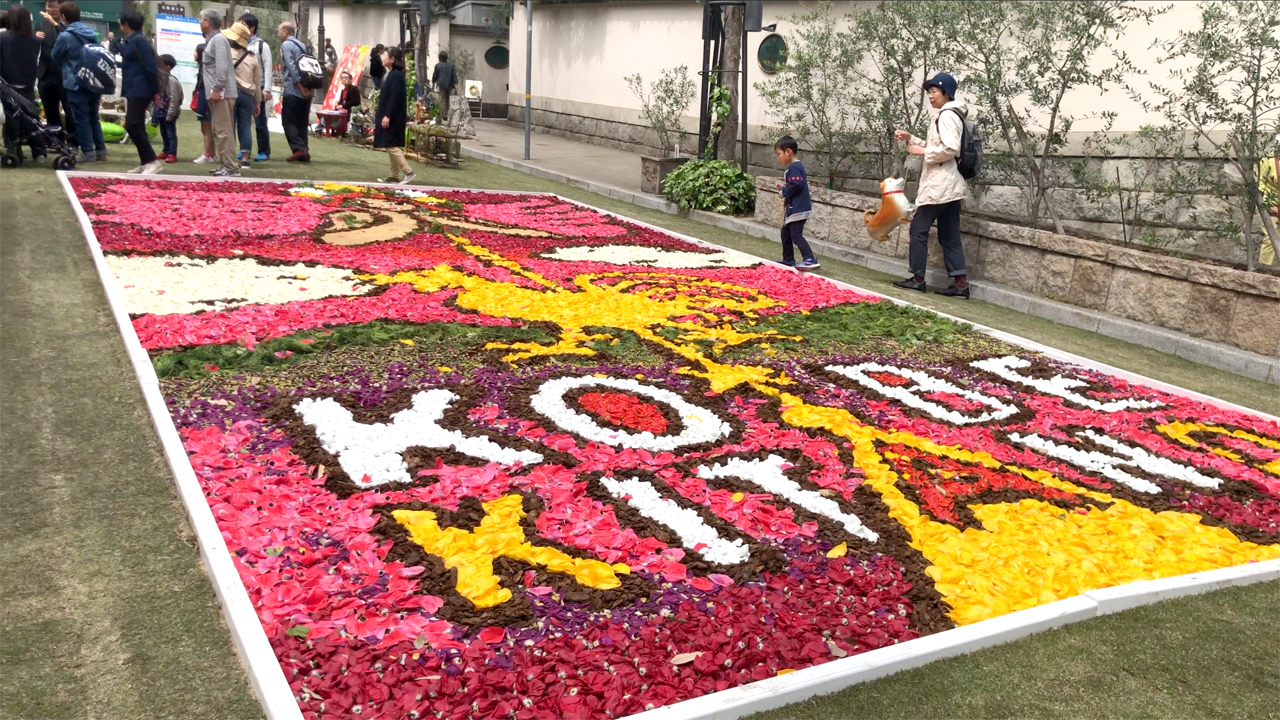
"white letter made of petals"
530,376,731,451
970,356,1162,413
697,455,879,542
827,363,1019,425
294,390,544,488
1008,429,1219,495
601,476,751,565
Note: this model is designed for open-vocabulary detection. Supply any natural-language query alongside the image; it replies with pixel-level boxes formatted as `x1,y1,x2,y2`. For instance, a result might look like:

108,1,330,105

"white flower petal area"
541,244,759,269
530,376,731,451
828,362,1019,425
105,254,372,316
697,455,879,542
601,475,751,565
295,390,544,488
1009,429,1218,494
971,355,1163,413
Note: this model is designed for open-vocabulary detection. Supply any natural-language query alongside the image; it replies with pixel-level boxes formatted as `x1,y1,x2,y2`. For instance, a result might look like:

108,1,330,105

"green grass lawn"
1,115,1276,720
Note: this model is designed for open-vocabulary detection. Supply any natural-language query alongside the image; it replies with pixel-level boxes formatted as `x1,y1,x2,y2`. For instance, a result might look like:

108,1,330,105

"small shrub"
661,160,756,215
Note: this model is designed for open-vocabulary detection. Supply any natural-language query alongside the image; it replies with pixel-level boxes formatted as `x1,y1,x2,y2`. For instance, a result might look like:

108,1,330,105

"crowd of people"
1,1,462,182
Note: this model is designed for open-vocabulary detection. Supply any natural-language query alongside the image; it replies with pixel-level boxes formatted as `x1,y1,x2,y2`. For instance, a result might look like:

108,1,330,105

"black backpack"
942,108,983,180
288,37,325,90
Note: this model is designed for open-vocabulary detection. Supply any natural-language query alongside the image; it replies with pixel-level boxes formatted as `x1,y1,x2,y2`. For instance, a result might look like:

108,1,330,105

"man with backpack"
49,1,109,162
278,21,313,162
893,72,973,299
198,8,239,176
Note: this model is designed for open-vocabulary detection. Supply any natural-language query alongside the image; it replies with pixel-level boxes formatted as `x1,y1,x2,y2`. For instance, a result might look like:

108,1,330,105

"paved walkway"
462,121,1280,387
467,120,647,193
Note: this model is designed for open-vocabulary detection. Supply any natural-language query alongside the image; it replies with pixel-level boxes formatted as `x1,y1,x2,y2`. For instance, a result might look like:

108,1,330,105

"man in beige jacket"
893,72,971,299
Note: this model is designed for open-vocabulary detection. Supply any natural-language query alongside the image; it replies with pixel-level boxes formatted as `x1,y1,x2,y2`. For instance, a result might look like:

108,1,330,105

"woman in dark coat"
368,44,385,89
0,4,44,161
374,46,412,184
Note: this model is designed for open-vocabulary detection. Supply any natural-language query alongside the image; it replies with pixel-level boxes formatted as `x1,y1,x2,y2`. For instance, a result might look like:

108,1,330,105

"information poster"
155,14,203,87
321,45,371,111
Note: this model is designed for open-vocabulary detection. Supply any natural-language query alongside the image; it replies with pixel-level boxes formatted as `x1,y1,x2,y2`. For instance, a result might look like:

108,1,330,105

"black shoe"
892,277,927,292
935,284,970,299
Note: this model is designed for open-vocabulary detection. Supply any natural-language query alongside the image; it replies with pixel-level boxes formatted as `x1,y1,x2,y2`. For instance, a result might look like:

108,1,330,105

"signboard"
158,3,185,15
464,80,483,101
321,45,371,112
155,14,203,87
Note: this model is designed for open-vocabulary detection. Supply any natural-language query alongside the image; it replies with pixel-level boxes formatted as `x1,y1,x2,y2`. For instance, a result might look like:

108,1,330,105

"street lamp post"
316,1,325,58
524,1,532,160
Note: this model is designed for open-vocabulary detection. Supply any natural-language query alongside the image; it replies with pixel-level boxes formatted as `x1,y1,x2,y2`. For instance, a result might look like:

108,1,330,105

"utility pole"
316,1,325,59
524,1,532,160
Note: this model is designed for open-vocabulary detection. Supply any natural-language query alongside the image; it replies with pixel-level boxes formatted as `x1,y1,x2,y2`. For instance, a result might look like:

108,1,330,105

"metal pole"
524,1,532,160
696,3,712,158
316,1,325,60
740,14,748,174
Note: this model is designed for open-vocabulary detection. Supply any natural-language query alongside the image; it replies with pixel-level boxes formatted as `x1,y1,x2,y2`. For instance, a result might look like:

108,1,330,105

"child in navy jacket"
774,136,820,270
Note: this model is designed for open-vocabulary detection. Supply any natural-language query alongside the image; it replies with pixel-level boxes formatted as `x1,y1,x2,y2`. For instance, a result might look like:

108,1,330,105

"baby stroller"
0,76,78,170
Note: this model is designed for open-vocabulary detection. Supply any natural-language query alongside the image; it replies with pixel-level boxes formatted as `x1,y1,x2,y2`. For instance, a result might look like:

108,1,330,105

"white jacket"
909,100,968,207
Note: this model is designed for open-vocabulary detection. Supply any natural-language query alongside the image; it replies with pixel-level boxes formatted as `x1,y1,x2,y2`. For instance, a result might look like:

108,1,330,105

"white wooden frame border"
58,172,1280,720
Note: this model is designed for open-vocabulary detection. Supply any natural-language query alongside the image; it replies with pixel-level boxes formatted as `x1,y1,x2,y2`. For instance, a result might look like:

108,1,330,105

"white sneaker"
141,160,164,175
398,172,416,185
193,154,216,164
127,164,146,174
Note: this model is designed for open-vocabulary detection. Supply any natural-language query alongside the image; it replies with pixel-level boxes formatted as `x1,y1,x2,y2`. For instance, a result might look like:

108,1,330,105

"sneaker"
298,152,311,163
892,277,927,292
127,164,145,174
240,156,251,168
95,151,108,162
141,160,164,175
286,150,305,162
777,259,796,267
795,258,821,270
212,168,241,177
255,153,269,162
164,154,177,163
935,284,970,299
193,154,216,164
377,176,400,183
398,172,416,185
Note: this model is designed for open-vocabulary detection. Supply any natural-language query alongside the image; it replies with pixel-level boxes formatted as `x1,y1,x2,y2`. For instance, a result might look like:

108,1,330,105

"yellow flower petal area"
766,390,1280,625
392,495,625,609
360,236,795,393
1158,421,1280,476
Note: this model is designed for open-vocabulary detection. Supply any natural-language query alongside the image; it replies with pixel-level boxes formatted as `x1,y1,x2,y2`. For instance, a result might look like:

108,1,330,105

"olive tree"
938,1,1163,233
625,66,698,157
1142,0,1280,269
754,2,862,187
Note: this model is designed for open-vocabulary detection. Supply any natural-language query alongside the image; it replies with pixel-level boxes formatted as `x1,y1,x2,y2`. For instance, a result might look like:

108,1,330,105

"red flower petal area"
577,391,669,434
134,285,515,351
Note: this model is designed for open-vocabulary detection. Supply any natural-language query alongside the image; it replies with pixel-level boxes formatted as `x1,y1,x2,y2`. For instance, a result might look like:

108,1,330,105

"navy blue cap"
923,72,957,100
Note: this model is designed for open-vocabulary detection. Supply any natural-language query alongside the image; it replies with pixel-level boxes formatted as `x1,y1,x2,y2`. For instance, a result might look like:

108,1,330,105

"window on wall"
757,33,788,74
484,45,509,70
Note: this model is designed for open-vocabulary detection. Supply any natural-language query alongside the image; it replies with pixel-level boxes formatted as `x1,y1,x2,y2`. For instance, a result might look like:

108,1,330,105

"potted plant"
625,66,697,194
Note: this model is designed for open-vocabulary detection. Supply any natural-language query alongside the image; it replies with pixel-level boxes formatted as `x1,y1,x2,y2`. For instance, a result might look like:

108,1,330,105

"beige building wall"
508,0,1203,141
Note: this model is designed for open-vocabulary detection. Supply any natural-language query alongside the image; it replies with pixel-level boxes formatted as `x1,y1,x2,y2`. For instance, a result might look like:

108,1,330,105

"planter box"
641,155,690,195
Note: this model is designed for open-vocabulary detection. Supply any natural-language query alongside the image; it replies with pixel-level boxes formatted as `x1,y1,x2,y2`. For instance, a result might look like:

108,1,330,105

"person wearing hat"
893,72,971,298
225,20,261,169
199,8,240,176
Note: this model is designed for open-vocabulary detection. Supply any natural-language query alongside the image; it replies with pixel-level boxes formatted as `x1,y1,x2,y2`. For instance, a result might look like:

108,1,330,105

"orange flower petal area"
769,391,1280,625
392,495,628,609
1158,421,1280,477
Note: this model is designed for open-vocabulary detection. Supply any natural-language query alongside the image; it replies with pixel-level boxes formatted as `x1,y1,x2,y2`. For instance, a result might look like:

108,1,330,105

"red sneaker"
164,154,177,163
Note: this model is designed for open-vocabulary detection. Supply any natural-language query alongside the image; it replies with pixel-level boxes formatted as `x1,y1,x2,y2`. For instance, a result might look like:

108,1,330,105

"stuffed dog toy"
864,177,913,242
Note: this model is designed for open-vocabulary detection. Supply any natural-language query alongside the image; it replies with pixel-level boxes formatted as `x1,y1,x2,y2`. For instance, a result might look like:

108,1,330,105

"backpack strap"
234,48,251,68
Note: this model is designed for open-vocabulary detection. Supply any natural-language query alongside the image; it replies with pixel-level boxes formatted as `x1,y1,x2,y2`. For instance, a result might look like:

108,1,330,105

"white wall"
508,0,1210,139
315,5,401,54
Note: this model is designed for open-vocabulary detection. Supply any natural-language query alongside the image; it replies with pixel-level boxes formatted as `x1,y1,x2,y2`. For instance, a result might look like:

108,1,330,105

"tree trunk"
715,6,743,163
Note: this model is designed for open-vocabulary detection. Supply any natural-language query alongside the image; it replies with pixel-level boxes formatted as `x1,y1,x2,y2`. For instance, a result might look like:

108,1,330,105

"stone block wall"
754,178,1280,358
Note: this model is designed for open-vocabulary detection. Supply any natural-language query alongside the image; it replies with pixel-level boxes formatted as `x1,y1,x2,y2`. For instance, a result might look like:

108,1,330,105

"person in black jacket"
374,46,413,184
431,50,456,120
35,0,74,151
368,43,385,89
0,4,43,161
117,9,161,174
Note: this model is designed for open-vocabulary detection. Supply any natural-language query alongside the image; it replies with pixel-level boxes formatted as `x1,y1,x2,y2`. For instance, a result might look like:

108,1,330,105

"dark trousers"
281,94,310,154
234,92,254,155
125,97,156,164
38,79,76,147
908,200,966,278
254,99,270,157
781,220,815,263
159,118,178,156
66,89,105,155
